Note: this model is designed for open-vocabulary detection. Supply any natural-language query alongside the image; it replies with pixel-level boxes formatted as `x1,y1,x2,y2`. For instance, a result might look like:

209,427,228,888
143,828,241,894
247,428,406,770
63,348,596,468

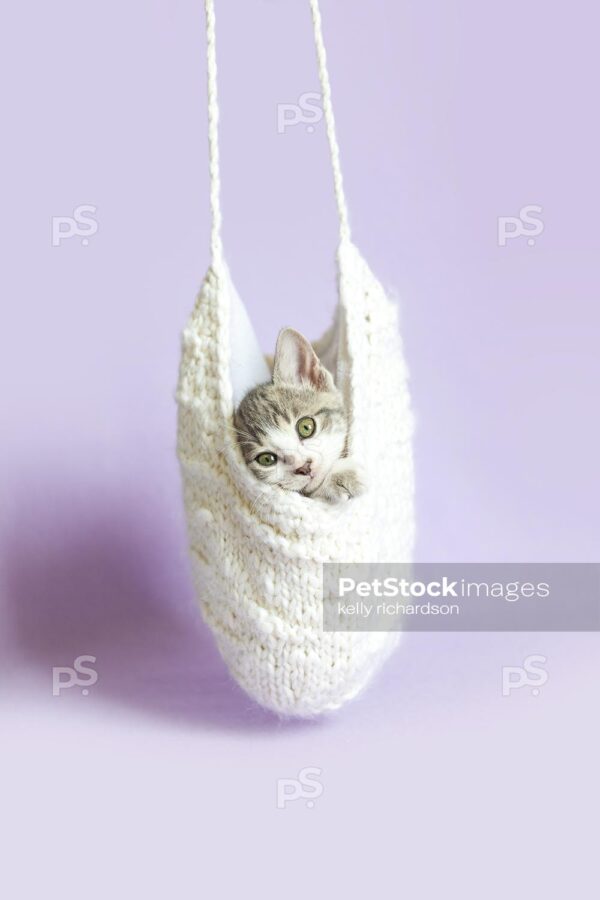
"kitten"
234,328,365,502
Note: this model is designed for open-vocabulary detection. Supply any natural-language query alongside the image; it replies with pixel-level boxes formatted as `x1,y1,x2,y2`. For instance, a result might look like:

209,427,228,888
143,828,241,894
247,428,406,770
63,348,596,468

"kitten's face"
235,328,347,495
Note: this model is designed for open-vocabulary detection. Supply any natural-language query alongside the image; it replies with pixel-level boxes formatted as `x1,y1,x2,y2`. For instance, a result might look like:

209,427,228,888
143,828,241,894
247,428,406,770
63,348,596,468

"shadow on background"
3,486,320,734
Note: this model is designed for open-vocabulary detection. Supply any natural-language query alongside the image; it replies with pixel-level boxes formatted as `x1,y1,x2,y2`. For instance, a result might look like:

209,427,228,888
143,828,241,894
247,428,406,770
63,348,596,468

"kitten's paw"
328,461,367,502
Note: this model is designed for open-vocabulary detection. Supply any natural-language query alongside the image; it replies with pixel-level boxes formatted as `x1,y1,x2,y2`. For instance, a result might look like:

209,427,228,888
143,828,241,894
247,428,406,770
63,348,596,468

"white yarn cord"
204,0,351,259
205,0,223,268
308,0,351,245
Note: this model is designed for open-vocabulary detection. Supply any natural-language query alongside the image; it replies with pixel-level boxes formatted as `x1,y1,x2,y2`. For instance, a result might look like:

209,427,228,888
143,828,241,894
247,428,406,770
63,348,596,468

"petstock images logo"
322,563,600,632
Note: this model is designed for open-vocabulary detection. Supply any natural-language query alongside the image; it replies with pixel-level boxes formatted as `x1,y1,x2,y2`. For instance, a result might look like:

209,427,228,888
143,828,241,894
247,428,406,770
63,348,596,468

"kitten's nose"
294,461,312,476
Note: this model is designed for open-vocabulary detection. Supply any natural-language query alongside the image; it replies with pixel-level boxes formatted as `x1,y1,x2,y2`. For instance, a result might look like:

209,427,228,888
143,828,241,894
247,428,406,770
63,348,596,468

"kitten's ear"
273,327,334,391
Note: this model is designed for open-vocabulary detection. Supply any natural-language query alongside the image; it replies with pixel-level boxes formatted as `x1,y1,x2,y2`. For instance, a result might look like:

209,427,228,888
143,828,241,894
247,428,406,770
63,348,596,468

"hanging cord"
203,0,351,262
205,0,223,267
308,0,351,245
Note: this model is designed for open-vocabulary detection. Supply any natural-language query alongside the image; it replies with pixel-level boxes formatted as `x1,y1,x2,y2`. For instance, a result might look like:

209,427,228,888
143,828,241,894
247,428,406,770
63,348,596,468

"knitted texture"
176,239,415,716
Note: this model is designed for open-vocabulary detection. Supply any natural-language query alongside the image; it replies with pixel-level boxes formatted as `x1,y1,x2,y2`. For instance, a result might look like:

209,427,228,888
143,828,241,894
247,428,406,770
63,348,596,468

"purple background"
1,1,598,897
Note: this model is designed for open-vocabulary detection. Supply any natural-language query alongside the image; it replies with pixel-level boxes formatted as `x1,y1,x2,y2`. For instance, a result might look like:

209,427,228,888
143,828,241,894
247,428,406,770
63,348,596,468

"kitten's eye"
255,452,277,467
296,416,316,439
